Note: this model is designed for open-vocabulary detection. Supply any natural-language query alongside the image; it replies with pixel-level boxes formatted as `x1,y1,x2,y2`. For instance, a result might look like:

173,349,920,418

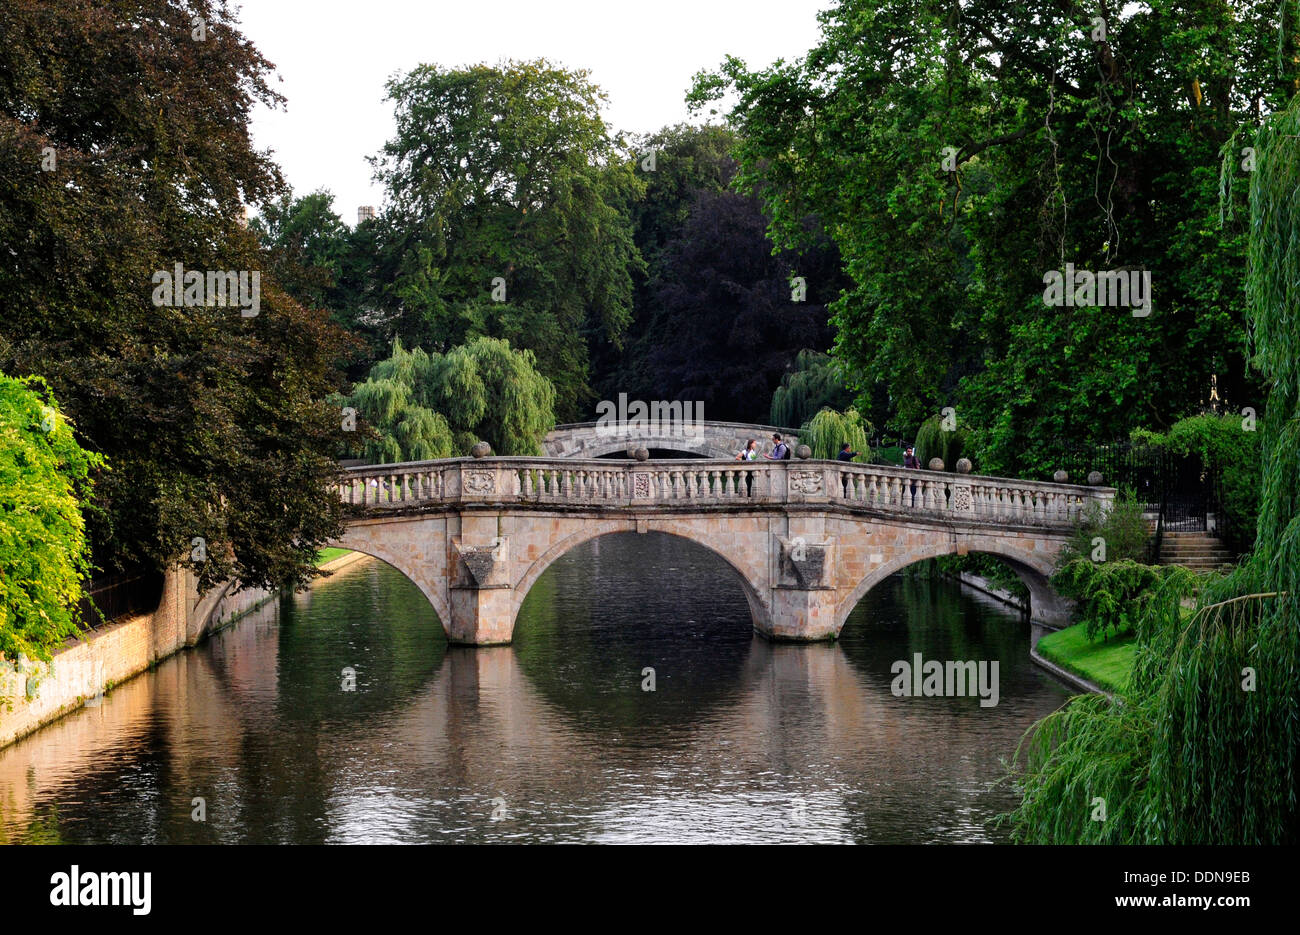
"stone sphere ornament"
956,458,972,474
1087,470,1104,486
795,444,812,460
633,447,650,462
928,457,945,471
471,441,492,459
1053,469,1068,483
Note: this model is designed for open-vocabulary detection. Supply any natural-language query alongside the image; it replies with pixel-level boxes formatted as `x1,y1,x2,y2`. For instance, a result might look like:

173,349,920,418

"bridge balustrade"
332,458,1109,528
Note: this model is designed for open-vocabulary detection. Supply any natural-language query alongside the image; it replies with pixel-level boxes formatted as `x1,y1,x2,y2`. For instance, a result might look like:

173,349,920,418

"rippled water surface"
0,534,1071,843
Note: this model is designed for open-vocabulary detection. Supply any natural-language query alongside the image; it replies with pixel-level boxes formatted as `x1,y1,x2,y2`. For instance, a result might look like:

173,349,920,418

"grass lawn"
1036,622,1135,693
313,548,353,567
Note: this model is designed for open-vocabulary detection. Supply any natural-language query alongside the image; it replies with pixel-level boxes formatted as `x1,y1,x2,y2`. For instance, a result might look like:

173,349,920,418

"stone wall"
0,553,365,750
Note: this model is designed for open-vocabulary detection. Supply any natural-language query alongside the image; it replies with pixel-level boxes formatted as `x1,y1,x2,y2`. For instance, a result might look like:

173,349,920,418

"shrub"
1057,492,1151,566
1052,557,1200,641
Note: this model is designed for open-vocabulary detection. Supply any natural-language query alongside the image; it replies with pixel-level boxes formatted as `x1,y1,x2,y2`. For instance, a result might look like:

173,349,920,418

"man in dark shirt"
837,443,858,462
902,444,920,505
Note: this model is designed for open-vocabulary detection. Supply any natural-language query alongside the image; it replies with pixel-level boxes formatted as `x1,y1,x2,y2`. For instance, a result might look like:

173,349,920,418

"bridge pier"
449,533,515,645
447,587,515,644
759,535,840,641
761,587,842,641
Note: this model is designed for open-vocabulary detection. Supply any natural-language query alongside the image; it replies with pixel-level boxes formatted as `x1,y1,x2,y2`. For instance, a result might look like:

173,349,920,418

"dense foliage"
770,350,854,428
798,407,871,461
0,374,101,664
1052,558,1198,642
690,0,1296,475
344,337,556,462
914,414,968,472
1056,494,1152,566
0,0,351,592
370,60,643,421
1010,95,1300,845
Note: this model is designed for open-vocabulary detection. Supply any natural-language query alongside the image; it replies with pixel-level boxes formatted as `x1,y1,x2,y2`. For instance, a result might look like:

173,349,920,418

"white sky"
238,0,831,225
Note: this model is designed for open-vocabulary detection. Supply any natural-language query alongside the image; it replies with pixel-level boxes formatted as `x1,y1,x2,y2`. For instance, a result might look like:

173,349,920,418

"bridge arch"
833,538,1065,634
510,523,769,634
328,533,453,637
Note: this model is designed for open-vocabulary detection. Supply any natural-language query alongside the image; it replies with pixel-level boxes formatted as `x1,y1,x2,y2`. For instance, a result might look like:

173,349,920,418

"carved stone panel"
790,471,824,495
774,535,835,590
952,484,975,513
632,472,651,499
464,470,496,495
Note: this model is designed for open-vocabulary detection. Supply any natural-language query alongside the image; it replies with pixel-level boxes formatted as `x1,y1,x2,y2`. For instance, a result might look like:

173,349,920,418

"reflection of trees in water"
0,802,63,844
838,570,1066,707
272,560,446,725
511,532,755,738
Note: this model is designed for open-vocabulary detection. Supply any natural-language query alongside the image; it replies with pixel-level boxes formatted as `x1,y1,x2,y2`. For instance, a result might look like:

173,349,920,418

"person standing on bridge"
735,439,759,461
903,444,920,506
764,433,790,460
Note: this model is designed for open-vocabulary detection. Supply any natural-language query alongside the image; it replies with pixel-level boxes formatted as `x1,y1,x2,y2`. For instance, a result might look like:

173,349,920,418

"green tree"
0,0,353,593
347,337,555,461
913,413,968,472
798,407,871,461
0,374,102,664
373,60,644,420
1010,94,1300,845
690,0,1295,475
249,190,349,311
769,350,854,428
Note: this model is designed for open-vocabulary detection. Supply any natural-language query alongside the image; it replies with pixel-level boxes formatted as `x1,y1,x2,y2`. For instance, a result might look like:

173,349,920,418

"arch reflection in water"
0,536,1070,843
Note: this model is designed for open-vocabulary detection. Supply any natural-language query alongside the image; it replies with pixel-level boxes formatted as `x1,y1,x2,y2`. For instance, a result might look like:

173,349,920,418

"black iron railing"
76,571,165,630
1055,440,1226,547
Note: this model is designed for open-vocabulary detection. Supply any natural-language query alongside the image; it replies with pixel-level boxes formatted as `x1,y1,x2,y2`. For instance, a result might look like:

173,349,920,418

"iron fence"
77,571,165,630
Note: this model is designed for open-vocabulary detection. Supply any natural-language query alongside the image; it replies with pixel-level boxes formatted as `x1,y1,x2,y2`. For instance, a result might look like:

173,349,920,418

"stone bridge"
543,420,803,460
327,458,1112,645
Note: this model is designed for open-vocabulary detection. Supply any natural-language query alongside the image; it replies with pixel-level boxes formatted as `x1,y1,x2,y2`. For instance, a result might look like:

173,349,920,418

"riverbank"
0,551,363,750
947,571,1123,695
1033,623,1134,693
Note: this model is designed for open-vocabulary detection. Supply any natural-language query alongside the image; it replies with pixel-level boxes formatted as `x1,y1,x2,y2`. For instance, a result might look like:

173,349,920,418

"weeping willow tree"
799,407,872,460
770,350,854,427
1008,98,1300,844
914,413,968,470
345,336,555,462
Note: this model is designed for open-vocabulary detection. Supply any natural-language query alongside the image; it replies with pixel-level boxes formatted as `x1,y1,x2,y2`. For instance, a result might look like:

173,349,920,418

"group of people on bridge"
735,435,923,470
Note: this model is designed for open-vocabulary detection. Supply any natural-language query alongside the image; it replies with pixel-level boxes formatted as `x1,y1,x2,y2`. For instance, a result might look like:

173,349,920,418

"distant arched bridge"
543,420,803,460
326,457,1112,645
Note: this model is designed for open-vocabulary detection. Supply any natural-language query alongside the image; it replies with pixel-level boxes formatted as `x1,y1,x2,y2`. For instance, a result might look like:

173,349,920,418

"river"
0,533,1071,843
